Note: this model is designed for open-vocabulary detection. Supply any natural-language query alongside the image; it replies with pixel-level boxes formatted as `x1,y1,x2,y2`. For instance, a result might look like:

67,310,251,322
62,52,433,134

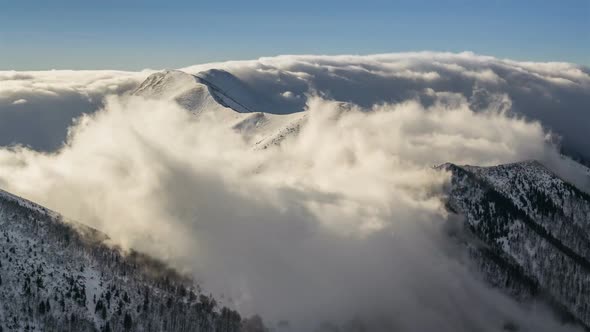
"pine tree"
123,312,133,331
123,291,130,303
38,301,46,315
142,288,149,312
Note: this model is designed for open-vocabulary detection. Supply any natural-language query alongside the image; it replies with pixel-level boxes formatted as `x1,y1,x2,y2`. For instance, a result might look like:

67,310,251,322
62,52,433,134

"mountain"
133,69,307,150
133,69,253,114
442,160,590,328
0,188,249,332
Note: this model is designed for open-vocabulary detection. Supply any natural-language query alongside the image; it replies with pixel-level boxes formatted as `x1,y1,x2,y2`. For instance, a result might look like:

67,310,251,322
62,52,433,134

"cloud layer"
0,70,149,150
2,52,588,163
183,52,590,163
0,53,588,331
0,93,579,331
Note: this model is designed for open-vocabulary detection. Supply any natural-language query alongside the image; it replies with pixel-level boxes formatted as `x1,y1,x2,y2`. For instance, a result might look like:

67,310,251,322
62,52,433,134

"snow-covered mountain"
442,161,590,328
133,69,307,150
0,188,255,332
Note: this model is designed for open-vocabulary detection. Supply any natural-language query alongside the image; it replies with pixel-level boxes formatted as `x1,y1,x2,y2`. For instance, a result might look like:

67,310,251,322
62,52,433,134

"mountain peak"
133,69,198,98
133,68,262,114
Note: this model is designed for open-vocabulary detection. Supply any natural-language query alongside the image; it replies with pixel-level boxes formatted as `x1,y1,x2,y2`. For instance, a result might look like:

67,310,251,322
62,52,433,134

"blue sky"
1,0,588,70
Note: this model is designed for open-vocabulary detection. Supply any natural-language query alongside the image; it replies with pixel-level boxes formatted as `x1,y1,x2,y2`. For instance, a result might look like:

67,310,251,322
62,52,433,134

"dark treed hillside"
0,189,265,332
443,161,590,330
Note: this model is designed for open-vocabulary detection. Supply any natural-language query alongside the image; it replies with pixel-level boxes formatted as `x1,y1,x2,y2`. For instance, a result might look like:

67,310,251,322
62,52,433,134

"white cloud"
2,52,589,161
0,92,577,331
181,52,590,163
280,91,299,99
11,98,27,105
0,69,150,150
0,70,150,98
0,52,588,330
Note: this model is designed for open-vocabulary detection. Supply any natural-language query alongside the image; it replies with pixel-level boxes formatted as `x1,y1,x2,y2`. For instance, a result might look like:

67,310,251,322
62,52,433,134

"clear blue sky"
1,0,588,70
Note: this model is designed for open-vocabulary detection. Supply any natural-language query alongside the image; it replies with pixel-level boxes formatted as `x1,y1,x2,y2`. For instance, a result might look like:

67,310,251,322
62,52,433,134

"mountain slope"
133,69,307,149
442,161,590,328
0,188,244,332
193,69,267,114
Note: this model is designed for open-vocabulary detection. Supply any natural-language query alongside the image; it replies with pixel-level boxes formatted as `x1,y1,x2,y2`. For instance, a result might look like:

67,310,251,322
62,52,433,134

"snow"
134,69,309,149
0,187,242,331
445,160,590,327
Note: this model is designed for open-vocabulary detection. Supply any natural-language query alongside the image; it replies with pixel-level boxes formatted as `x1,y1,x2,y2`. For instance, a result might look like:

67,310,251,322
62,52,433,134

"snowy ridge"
462,161,590,263
133,69,258,115
442,160,590,328
0,188,56,218
193,69,261,114
133,70,231,115
134,69,308,149
253,114,308,150
0,188,249,332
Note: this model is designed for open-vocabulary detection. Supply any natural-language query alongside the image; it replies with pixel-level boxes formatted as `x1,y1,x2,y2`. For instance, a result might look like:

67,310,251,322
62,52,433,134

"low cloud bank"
183,52,590,163
0,70,149,150
2,52,589,162
0,89,580,330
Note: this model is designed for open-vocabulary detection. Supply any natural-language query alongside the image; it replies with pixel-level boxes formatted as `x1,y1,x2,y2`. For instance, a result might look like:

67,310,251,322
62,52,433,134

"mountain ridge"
442,160,590,329
0,185,249,332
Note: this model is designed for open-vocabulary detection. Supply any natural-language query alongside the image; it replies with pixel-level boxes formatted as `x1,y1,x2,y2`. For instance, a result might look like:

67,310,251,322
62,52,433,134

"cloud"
0,52,588,330
0,69,150,150
181,52,590,163
0,92,579,331
11,98,27,105
2,52,589,164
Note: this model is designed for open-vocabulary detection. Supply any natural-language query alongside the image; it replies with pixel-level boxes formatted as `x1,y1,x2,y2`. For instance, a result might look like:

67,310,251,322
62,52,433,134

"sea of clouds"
0,52,588,331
